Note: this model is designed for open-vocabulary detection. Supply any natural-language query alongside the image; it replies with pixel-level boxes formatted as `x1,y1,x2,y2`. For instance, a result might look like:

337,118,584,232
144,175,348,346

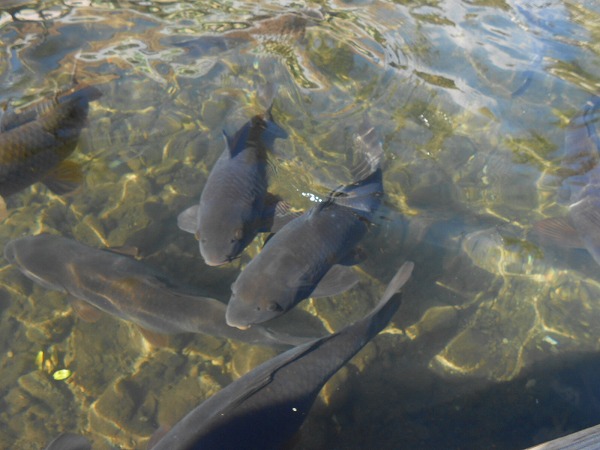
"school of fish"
1,11,598,450
1,73,416,449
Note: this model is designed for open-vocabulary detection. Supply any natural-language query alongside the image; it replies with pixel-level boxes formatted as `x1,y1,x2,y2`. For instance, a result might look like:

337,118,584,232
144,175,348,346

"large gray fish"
177,103,287,266
150,261,413,450
226,124,384,329
0,84,101,202
43,433,91,450
4,234,308,347
532,97,600,266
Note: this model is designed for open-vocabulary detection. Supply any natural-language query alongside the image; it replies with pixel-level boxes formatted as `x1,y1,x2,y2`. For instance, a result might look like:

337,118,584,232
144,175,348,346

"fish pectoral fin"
70,298,104,323
138,327,170,347
310,265,360,298
337,247,367,266
530,216,584,249
258,327,316,347
259,194,303,233
177,205,199,234
103,245,140,258
570,197,600,265
42,160,84,195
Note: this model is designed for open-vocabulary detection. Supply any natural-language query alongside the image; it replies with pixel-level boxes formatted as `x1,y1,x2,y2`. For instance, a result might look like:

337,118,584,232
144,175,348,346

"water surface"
0,0,599,448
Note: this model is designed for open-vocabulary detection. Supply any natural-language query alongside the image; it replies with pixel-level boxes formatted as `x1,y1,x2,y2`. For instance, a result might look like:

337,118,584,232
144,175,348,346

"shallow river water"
0,0,599,449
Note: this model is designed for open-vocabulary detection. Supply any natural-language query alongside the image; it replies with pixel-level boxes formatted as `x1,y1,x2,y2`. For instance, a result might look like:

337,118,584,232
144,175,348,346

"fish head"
197,206,255,266
4,234,69,291
226,272,296,329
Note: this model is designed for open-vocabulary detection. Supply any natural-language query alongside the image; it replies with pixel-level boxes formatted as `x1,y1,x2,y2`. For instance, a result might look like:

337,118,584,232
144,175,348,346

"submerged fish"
226,123,384,329
532,97,600,265
0,85,101,204
178,102,287,266
150,261,413,450
4,234,308,347
44,433,91,450
169,12,317,58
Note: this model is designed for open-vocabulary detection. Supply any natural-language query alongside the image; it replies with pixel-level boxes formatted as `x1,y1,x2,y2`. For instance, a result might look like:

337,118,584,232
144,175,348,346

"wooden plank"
527,424,600,450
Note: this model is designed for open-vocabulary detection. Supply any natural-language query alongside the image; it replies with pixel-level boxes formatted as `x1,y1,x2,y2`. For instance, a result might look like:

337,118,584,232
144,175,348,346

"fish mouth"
225,313,252,330
225,307,254,330
202,253,241,267
203,258,229,267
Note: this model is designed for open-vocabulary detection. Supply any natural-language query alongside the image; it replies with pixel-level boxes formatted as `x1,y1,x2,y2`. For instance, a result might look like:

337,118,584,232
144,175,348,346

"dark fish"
44,433,91,450
532,97,600,265
0,85,101,204
150,261,413,450
226,123,384,329
178,100,287,266
4,234,309,348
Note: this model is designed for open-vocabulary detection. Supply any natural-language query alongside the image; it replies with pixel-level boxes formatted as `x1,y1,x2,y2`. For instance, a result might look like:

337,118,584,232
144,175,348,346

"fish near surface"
226,123,384,329
43,433,91,450
178,104,287,266
150,261,413,450
4,234,308,348
532,97,600,266
0,84,101,202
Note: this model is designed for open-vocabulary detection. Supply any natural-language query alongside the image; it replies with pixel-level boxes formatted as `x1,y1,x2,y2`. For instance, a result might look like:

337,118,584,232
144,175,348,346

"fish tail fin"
363,261,414,339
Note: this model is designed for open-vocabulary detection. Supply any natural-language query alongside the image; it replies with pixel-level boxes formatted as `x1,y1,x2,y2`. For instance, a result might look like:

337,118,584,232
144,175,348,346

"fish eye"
266,302,282,312
232,228,243,242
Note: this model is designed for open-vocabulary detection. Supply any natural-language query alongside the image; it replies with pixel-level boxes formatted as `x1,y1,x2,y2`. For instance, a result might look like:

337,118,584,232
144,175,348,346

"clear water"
0,0,599,448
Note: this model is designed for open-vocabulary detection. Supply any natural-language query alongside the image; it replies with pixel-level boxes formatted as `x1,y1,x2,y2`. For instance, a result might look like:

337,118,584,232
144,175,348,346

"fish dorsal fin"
531,216,584,249
177,205,199,234
42,160,84,195
310,265,359,298
307,195,336,218
350,118,384,181
70,298,104,323
222,128,248,158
